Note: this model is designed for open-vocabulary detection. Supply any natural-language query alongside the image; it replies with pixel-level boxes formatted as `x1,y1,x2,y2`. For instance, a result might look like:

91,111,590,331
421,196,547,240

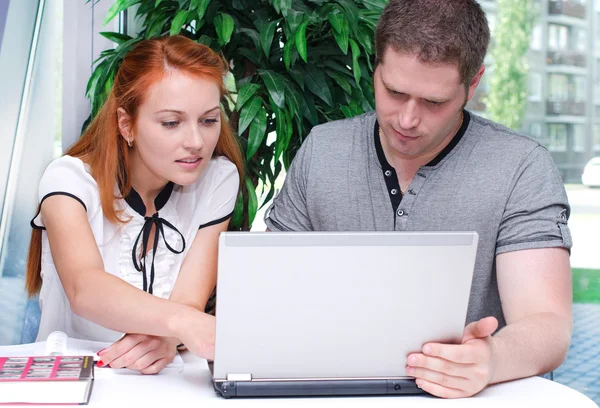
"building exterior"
469,0,600,182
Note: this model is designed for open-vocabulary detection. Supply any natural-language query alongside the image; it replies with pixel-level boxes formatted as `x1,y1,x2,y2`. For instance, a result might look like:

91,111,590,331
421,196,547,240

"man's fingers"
414,379,467,399
462,316,498,343
407,354,472,379
408,366,470,390
420,342,485,364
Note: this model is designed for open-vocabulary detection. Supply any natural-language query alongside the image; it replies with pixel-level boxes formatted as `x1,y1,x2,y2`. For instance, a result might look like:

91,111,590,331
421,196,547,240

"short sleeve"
198,157,240,229
264,133,314,231
496,146,572,255
31,156,98,230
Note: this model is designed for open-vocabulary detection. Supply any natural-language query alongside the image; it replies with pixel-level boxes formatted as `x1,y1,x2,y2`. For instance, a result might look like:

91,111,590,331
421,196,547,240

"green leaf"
301,93,319,125
246,106,268,160
305,65,334,107
86,58,111,97
100,31,133,45
238,95,262,135
356,24,374,55
170,10,189,36
295,20,308,63
274,108,293,164
245,176,258,227
326,70,353,95
236,82,261,111
155,0,164,6
286,9,305,34
362,0,387,10
283,37,295,70
196,0,211,20
321,60,353,77
349,38,362,86
145,14,169,38
231,192,244,229
104,0,140,26
214,13,235,46
335,0,360,36
258,19,279,57
259,70,286,109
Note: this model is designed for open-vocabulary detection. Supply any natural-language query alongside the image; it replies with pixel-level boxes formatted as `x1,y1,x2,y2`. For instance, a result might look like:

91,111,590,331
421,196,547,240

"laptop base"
213,379,425,398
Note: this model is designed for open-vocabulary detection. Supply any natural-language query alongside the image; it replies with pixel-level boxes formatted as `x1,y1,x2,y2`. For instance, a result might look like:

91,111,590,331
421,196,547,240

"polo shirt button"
397,209,405,217
385,170,392,177
391,189,398,195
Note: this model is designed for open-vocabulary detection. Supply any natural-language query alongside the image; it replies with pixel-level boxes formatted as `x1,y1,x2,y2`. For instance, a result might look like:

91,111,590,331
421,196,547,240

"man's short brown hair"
375,0,490,86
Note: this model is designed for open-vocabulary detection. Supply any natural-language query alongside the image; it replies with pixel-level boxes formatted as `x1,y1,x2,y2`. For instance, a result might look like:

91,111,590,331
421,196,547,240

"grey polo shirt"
265,111,572,328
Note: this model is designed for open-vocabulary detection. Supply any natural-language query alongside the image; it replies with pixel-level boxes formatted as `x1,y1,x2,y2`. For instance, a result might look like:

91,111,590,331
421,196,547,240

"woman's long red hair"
25,36,244,296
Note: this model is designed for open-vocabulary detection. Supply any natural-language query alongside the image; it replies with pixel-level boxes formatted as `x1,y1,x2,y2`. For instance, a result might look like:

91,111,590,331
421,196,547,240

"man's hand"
97,334,178,374
406,316,499,398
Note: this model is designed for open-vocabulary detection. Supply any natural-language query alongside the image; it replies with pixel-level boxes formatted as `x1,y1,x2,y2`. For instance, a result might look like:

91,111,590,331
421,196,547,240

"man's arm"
490,247,572,382
406,247,572,398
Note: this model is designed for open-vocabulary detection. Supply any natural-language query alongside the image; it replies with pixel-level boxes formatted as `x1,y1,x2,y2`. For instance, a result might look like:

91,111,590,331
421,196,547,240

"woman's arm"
41,195,215,359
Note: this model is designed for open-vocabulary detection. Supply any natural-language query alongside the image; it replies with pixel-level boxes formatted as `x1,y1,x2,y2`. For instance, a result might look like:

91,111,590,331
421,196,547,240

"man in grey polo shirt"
265,0,572,399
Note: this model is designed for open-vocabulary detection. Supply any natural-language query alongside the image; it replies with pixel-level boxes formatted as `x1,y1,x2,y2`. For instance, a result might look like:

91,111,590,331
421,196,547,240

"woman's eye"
162,121,180,129
202,118,219,126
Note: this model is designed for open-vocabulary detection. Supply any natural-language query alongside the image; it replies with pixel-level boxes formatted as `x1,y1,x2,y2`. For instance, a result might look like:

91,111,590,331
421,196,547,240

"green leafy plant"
86,0,386,230
484,0,536,131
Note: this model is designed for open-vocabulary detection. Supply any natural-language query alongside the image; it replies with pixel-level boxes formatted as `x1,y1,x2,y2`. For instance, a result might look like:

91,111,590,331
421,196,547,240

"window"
573,76,587,102
529,73,543,101
530,24,543,51
548,24,568,50
530,122,543,138
548,74,569,101
594,125,600,152
573,124,586,152
547,124,568,151
573,28,587,52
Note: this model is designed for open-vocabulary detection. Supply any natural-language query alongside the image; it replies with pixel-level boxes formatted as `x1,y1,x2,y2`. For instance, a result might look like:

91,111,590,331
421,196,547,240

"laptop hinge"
227,373,252,381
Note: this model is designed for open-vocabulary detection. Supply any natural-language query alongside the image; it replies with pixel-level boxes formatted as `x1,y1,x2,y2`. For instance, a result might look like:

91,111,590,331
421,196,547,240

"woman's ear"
117,107,133,143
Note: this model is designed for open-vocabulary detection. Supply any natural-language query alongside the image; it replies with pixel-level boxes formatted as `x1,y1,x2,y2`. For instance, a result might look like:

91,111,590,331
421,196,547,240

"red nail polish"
97,361,105,368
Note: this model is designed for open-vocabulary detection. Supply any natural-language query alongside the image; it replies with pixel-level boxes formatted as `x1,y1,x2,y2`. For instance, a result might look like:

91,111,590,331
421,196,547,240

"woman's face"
119,70,222,188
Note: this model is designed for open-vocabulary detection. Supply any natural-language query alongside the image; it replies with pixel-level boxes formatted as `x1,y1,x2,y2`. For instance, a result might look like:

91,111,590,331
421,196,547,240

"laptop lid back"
213,231,478,381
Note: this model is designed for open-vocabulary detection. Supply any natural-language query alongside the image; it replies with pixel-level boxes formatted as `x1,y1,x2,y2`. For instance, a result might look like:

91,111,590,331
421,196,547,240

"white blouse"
32,155,239,342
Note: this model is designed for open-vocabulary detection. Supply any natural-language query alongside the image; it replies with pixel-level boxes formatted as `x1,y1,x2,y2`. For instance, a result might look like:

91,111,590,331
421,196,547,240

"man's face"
374,48,483,160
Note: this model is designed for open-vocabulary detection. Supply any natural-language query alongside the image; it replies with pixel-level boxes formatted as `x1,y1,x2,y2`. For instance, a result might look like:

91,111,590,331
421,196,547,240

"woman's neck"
129,150,169,215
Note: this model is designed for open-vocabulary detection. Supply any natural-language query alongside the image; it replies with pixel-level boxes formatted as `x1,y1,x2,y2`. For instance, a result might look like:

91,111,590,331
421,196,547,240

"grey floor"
0,276,599,404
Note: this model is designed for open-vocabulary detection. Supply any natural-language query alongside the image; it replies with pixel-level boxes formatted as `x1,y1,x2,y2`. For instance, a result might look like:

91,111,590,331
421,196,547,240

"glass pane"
0,0,63,346
573,124,585,152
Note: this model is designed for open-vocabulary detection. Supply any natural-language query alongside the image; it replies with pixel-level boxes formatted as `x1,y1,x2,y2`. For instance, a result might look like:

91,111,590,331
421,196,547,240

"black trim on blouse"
199,211,234,230
125,182,185,295
30,192,88,230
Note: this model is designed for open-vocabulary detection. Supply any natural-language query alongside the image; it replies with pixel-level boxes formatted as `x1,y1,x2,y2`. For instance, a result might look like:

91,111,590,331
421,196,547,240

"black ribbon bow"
131,213,185,294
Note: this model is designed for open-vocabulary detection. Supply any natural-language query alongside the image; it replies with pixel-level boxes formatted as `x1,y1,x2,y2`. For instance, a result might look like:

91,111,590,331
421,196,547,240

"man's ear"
117,107,133,142
467,65,485,101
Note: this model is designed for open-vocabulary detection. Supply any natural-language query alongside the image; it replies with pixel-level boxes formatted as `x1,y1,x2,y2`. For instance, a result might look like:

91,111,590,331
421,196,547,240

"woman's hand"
97,334,179,374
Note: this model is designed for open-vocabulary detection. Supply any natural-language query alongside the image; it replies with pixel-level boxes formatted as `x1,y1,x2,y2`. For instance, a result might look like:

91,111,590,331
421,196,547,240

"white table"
45,353,597,407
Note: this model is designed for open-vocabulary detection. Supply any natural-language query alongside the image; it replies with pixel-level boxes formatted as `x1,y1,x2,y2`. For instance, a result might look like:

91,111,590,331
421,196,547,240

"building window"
531,24,543,51
594,125,600,152
530,122,543,138
574,76,587,102
573,124,586,152
529,73,543,101
573,27,587,52
547,124,568,151
548,74,569,101
548,24,569,50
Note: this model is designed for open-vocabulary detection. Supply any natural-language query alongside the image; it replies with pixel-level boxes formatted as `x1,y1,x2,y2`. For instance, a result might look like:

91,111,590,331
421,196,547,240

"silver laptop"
212,231,478,398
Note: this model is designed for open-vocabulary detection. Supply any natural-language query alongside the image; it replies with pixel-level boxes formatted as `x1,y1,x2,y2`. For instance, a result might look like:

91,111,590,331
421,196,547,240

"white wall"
62,0,119,151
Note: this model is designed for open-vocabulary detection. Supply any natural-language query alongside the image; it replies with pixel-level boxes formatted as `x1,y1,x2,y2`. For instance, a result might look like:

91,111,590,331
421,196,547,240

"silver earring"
127,138,132,147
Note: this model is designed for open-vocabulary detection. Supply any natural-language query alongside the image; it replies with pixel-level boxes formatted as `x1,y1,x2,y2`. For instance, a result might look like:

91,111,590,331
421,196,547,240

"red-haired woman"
25,35,244,374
